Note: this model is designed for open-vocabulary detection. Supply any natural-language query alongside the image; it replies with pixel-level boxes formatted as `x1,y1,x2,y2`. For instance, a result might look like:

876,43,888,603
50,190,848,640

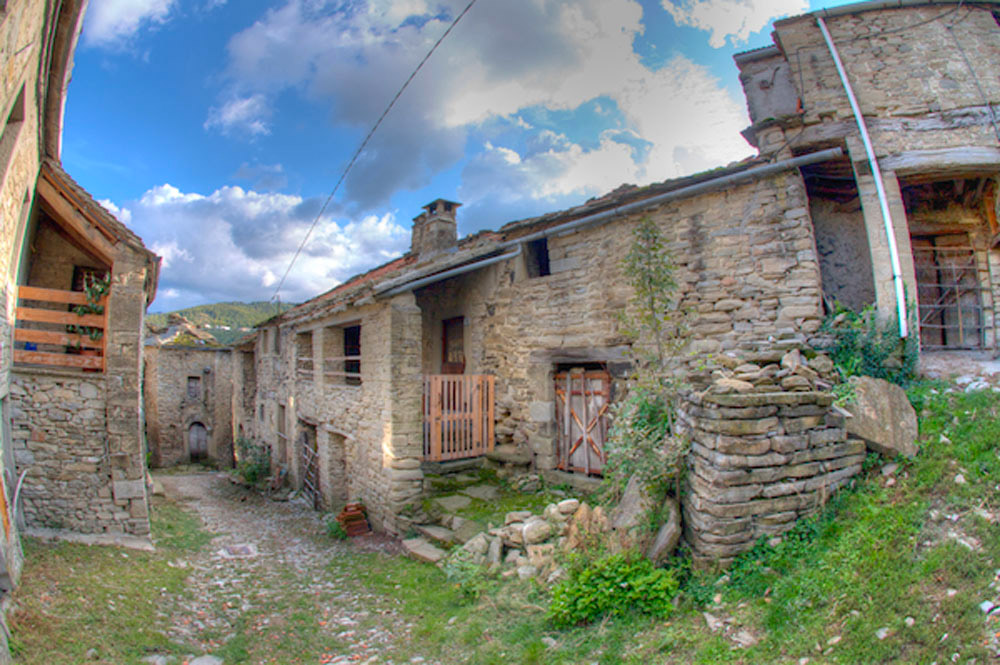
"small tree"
605,216,688,501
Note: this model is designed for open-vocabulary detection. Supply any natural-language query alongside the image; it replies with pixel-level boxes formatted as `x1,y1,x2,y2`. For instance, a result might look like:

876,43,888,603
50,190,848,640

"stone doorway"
188,422,208,461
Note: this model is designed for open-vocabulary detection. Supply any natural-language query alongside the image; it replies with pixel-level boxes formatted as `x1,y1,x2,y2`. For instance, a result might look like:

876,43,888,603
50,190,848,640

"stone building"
144,319,236,468
236,0,1000,562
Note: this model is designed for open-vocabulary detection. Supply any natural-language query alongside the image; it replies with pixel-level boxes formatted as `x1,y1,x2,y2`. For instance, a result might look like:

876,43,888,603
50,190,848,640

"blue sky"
64,0,849,311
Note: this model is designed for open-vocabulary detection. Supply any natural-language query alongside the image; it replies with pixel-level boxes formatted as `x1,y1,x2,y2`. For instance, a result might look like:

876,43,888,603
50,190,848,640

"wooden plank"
432,376,442,462
17,286,100,305
14,349,102,369
36,176,117,264
14,328,103,349
16,306,104,328
487,375,495,454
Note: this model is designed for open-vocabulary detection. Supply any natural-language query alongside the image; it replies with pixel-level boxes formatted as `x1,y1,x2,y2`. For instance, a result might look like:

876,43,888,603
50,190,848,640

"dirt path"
156,472,414,665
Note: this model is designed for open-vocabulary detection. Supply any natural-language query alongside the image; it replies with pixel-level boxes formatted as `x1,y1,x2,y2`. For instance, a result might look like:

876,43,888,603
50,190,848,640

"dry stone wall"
679,340,864,567
10,369,149,535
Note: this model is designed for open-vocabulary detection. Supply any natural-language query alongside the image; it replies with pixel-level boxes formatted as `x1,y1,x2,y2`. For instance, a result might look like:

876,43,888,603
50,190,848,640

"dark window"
525,238,550,278
344,324,361,386
72,266,106,292
187,376,201,399
442,317,465,374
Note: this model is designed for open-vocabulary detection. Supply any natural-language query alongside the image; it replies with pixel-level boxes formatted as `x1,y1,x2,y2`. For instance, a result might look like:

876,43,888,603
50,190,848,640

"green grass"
9,498,209,664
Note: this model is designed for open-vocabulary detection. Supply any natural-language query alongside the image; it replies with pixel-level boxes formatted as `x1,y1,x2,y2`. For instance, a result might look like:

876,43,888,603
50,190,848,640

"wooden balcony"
14,286,107,372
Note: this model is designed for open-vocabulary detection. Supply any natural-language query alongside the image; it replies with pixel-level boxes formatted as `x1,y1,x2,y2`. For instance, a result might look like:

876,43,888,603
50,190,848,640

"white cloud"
97,198,132,224
121,183,410,308
83,0,176,47
214,0,753,215
204,95,271,137
662,0,808,47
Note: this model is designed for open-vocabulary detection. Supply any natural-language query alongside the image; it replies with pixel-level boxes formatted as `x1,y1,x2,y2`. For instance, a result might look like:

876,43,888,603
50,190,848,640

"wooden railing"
423,374,495,462
14,286,106,371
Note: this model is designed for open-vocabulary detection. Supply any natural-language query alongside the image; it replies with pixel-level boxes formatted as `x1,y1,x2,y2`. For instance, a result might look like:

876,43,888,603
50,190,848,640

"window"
295,330,313,380
186,376,201,399
525,238,550,278
344,324,361,386
442,317,465,374
258,404,265,421
271,328,280,355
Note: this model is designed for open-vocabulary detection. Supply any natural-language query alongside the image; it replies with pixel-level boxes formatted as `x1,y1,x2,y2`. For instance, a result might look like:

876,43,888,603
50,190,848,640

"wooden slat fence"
14,285,107,371
423,374,495,462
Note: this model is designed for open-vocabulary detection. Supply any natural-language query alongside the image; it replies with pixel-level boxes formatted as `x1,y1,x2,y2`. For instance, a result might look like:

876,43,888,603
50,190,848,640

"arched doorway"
188,422,208,462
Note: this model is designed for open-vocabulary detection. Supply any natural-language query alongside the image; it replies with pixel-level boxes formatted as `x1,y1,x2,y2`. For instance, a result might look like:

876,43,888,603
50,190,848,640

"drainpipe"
378,246,522,297
817,16,909,338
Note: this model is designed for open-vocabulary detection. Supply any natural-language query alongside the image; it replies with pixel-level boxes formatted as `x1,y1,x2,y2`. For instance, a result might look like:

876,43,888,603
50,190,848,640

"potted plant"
68,272,110,365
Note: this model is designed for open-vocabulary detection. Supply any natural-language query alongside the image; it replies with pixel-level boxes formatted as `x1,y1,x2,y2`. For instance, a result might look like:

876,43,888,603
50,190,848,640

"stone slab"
460,484,500,501
402,537,446,564
433,494,472,512
415,524,455,545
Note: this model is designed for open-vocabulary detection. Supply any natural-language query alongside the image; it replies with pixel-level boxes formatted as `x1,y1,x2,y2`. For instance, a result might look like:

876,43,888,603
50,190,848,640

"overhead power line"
270,0,480,305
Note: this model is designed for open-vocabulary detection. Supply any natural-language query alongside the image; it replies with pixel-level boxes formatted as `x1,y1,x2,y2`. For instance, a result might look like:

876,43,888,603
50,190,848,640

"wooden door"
188,423,208,461
441,317,465,374
912,235,986,349
554,369,610,476
299,425,320,510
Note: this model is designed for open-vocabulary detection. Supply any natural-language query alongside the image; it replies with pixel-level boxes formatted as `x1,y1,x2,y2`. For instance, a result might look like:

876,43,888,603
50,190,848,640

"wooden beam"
14,350,102,370
15,328,103,349
16,306,104,328
18,286,107,306
35,176,116,264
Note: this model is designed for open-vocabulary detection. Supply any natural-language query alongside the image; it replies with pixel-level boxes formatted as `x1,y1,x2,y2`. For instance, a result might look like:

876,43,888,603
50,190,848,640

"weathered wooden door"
299,425,320,510
423,374,495,461
912,236,986,349
554,369,610,476
188,423,208,461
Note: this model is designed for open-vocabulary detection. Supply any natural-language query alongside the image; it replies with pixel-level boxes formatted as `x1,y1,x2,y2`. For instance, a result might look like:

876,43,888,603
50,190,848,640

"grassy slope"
357,384,1000,664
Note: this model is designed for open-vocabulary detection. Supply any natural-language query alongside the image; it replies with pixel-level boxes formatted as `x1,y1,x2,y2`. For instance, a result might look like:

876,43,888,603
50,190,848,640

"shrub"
547,551,679,627
820,304,918,387
235,437,270,485
325,516,348,540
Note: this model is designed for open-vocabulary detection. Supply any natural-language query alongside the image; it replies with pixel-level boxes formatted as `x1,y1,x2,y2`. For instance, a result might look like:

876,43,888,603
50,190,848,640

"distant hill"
147,301,295,346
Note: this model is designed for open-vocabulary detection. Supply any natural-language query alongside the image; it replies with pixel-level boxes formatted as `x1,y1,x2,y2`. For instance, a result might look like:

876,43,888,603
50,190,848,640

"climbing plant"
605,216,689,501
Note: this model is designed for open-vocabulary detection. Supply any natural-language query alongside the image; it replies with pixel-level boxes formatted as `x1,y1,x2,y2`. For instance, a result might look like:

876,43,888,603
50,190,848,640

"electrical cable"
269,0,479,305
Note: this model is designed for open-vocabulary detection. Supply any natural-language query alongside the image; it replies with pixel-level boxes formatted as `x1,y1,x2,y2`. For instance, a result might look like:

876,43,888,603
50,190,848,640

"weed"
326,516,348,540
819,304,918,386
547,551,679,627
234,437,270,484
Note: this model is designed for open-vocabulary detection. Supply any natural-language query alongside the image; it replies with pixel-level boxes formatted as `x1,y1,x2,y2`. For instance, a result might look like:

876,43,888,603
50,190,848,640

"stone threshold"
24,527,154,552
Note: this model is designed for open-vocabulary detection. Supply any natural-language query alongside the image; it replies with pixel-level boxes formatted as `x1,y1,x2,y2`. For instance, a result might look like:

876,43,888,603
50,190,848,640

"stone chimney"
411,198,460,259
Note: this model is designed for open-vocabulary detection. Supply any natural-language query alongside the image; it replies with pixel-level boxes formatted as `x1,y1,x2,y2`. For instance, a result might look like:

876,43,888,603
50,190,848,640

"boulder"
451,518,484,544
462,533,489,555
646,497,681,565
844,376,918,458
557,498,580,515
487,536,503,564
522,517,552,544
505,510,533,525
610,476,657,532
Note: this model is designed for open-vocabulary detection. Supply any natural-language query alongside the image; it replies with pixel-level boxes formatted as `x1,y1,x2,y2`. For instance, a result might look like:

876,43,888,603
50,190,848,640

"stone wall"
144,345,235,467
412,170,823,472
678,341,865,567
252,293,423,532
10,369,148,535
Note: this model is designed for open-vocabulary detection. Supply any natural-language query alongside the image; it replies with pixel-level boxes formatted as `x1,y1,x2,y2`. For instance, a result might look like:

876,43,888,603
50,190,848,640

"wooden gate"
299,424,320,510
555,369,610,476
423,374,495,462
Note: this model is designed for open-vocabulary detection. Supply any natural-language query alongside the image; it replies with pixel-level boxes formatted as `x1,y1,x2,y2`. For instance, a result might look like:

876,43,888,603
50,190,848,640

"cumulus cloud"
204,94,271,137
115,183,410,309
97,198,132,224
83,0,176,47
661,0,808,47
212,0,750,212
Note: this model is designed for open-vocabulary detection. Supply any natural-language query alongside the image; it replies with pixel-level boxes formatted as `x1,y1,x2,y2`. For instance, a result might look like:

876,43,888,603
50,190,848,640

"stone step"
402,537,446,564
486,444,531,466
460,484,500,501
415,524,455,546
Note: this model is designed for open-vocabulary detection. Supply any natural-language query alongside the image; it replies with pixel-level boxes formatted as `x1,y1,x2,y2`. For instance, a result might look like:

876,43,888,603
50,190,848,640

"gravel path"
156,472,414,665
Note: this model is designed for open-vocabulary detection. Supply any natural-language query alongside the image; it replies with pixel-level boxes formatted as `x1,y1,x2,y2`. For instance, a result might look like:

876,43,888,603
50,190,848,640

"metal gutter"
377,247,522,297
817,16,909,338
499,147,845,249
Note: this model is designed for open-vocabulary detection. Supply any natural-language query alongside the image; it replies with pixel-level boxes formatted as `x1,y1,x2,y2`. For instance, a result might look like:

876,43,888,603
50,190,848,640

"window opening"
186,376,201,399
344,324,361,386
441,317,465,374
525,238,550,278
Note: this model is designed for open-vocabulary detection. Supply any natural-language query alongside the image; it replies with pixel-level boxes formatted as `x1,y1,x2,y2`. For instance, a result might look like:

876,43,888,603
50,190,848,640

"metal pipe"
378,246,522,297
500,147,845,249
817,16,909,338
